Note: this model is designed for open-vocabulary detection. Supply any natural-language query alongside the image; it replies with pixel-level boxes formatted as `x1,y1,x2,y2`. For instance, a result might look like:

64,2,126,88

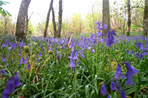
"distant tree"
57,0,63,38
126,0,131,36
102,0,110,36
51,6,57,38
44,0,54,37
15,0,31,41
143,0,148,36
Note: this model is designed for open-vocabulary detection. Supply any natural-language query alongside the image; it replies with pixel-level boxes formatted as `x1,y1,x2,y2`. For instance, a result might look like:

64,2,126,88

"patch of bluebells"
101,62,138,97
2,72,22,98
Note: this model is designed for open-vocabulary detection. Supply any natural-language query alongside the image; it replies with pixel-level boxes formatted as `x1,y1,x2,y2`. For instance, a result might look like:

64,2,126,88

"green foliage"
0,35,148,97
0,0,11,17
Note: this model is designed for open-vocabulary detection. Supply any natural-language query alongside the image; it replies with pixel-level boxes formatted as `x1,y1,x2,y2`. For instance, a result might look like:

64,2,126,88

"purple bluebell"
120,90,126,98
0,69,6,75
37,59,40,62
19,57,23,65
26,64,30,69
96,21,103,31
6,63,8,66
69,59,75,68
5,77,15,94
124,61,138,76
40,52,42,57
91,49,95,53
110,81,117,91
14,74,22,87
138,53,143,59
73,51,78,60
2,56,6,61
101,84,107,96
19,42,24,47
69,51,75,59
125,71,134,85
24,57,27,64
96,32,102,37
8,47,12,51
107,95,111,98
2,89,9,98
12,43,17,50
135,42,143,50
79,50,85,58
103,24,107,29
128,50,134,55
114,64,125,80
105,30,116,47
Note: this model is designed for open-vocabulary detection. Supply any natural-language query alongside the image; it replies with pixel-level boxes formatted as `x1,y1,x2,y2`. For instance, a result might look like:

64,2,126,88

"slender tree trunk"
15,0,31,41
44,0,54,37
143,0,148,36
51,6,57,38
102,0,110,36
57,0,63,38
127,0,131,36
25,9,29,35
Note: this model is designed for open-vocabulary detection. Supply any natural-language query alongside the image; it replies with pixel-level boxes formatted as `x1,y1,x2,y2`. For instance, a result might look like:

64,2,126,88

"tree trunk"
15,0,31,41
25,9,29,35
143,0,148,36
102,0,110,36
52,6,57,38
43,0,54,37
57,0,63,38
127,0,131,36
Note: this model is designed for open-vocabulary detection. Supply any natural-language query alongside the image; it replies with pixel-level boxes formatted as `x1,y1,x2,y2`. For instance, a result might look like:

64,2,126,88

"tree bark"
102,0,110,36
15,0,31,41
57,0,63,38
43,0,54,37
51,6,57,38
143,0,148,36
127,0,131,36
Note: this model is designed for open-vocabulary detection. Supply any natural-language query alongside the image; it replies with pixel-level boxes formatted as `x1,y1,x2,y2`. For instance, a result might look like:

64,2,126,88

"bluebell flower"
110,81,117,91
114,64,125,80
103,24,108,29
101,84,107,96
2,56,6,61
73,51,78,60
128,50,134,55
125,71,134,85
37,59,40,62
105,30,116,47
120,90,126,98
138,53,143,59
2,89,9,98
19,57,23,65
124,61,138,76
135,42,143,50
24,57,27,64
107,95,111,98
96,32,102,37
69,59,75,68
2,73,22,98
79,50,85,58
5,77,15,94
96,21,102,31
0,69,6,75
6,63,8,66
40,52,42,57
14,74,22,87
26,64,30,69
19,42,24,47
12,43,17,50
91,49,95,53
